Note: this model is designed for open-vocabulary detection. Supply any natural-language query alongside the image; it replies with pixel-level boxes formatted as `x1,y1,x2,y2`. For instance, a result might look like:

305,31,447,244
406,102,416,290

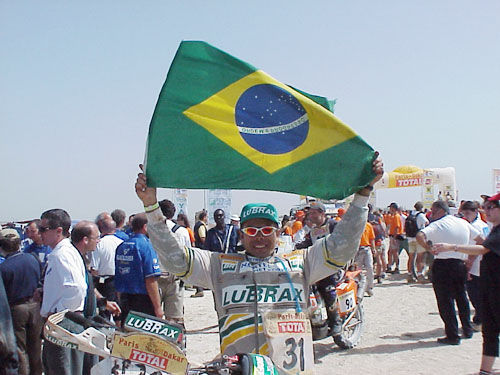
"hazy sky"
1,1,499,222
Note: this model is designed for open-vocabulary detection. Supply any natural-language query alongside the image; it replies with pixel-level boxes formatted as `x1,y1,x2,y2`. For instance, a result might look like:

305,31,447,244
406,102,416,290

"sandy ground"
182,253,496,375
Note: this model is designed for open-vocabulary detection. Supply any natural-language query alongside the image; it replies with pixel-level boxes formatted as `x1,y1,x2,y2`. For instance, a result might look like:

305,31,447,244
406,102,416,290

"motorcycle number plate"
262,310,314,375
338,290,356,314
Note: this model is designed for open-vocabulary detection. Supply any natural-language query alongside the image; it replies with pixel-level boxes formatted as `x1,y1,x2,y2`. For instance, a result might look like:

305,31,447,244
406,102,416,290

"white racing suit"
145,194,368,358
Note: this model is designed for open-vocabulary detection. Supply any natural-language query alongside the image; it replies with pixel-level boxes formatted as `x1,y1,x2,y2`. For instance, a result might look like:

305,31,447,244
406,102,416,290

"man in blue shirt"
205,209,239,253
111,209,130,241
23,220,51,272
0,227,43,375
115,213,162,321
0,274,18,375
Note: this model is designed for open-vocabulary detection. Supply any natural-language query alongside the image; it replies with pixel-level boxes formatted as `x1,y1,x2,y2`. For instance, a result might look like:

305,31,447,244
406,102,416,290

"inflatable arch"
373,165,457,208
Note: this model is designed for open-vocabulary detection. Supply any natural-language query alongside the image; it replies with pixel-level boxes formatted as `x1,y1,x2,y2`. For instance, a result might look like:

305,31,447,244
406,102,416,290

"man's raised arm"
324,154,384,267
135,164,189,275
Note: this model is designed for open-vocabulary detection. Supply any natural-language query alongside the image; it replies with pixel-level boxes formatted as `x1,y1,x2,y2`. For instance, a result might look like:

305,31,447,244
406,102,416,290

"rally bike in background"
308,268,365,349
44,310,278,375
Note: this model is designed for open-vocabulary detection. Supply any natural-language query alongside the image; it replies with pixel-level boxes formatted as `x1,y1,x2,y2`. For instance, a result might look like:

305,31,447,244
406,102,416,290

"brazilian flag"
145,41,375,200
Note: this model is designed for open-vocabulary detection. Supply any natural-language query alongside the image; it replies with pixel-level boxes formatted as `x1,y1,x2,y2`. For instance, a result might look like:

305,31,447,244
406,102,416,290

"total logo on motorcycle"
129,349,168,370
277,320,307,333
111,332,189,374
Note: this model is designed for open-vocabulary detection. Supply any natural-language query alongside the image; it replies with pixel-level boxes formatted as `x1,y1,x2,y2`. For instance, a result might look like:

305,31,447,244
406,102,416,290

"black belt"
434,258,465,263
94,275,114,283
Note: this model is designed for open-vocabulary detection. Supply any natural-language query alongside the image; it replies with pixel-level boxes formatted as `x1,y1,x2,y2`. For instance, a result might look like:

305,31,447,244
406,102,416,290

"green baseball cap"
240,203,279,226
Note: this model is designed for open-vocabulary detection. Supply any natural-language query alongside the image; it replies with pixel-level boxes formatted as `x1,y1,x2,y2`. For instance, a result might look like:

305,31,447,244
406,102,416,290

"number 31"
283,337,305,371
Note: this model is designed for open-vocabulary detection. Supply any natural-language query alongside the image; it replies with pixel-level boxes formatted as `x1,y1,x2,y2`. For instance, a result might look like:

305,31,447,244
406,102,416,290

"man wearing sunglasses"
135,155,383,372
40,212,120,375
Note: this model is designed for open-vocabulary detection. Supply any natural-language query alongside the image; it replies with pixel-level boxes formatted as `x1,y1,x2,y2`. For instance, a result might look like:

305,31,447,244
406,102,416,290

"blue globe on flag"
235,84,309,154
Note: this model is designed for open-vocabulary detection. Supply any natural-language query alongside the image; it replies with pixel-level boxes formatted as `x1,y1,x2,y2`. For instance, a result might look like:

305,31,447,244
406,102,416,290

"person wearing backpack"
406,201,429,282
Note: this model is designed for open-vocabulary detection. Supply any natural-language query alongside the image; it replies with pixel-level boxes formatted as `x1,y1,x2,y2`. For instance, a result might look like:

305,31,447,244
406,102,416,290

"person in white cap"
230,214,240,227
229,214,242,252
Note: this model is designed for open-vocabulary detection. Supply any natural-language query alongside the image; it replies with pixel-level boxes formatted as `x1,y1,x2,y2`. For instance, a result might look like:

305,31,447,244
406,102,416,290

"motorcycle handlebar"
65,311,118,330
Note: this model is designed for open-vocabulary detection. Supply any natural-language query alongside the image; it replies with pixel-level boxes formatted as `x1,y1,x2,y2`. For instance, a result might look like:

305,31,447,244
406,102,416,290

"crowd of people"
279,192,500,374
1,171,500,375
0,199,251,375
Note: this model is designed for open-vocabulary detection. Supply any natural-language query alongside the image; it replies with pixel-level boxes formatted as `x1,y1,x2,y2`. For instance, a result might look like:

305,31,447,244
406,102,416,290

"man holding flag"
137,40,383,373
135,156,382,373
144,41,376,200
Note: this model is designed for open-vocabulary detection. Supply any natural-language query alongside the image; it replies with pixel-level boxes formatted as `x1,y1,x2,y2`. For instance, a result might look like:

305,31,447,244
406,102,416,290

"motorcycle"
308,268,365,349
43,310,278,375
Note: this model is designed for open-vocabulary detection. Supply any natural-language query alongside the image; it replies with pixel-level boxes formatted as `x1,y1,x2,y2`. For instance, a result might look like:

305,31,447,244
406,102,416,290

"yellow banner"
111,333,188,375
388,172,423,188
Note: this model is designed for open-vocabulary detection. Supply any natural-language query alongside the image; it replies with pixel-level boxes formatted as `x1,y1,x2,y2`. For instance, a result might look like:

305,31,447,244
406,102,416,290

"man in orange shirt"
335,208,345,222
354,221,376,296
387,202,403,274
291,210,304,236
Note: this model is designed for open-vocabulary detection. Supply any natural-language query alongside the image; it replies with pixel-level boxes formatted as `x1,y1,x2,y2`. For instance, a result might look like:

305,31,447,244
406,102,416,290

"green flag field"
145,41,375,199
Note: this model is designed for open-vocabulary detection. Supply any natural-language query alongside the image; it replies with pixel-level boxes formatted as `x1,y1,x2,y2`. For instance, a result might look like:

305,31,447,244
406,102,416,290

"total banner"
374,166,456,209
375,166,423,189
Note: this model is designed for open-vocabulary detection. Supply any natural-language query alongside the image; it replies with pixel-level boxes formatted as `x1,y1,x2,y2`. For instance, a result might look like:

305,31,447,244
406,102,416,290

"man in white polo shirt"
417,200,482,345
40,210,95,375
90,212,123,319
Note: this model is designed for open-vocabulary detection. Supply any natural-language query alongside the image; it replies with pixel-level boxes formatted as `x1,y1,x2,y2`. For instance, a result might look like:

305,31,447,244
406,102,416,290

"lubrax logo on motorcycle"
45,334,78,349
222,284,304,306
125,313,181,340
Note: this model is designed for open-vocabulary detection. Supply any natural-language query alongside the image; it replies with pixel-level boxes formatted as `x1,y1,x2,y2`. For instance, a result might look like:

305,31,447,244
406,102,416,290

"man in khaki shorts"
406,201,429,282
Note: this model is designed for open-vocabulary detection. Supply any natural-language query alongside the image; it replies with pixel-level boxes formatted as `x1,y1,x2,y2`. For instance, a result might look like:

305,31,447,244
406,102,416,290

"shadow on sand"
187,324,219,335
313,327,445,361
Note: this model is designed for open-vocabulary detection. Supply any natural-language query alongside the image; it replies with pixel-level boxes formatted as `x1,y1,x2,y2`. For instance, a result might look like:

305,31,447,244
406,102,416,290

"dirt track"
183,254,493,374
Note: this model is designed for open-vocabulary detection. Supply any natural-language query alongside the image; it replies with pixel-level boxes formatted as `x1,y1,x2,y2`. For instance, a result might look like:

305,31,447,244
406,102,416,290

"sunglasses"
39,226,56,233
241,226,277,237
484,205,500,211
